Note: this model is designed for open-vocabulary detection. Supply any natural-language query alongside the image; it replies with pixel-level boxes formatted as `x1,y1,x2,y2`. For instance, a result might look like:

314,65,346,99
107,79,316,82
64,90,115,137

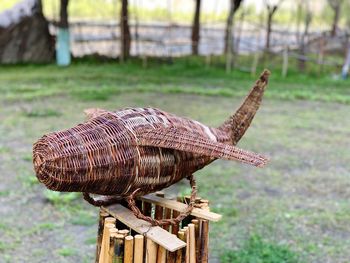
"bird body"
33,70,270,204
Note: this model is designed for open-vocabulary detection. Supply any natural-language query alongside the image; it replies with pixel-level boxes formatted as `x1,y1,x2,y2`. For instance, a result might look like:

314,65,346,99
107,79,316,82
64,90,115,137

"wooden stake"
191,219,200,262
156,245,166,263
118,229,130,237
134,235,144,263
124,236,134,263
199,220,209,263
95,210,109,263
282,46,288,78
177,231,185,263
114,233,125,263
108,228,119,263
188,224,196,263
251,52,260,77
99,220,117,263
146,238,158,263
185,228,190,263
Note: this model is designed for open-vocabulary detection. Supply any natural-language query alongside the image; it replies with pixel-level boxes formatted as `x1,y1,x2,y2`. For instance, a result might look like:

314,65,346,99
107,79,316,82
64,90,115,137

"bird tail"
218,69,270,145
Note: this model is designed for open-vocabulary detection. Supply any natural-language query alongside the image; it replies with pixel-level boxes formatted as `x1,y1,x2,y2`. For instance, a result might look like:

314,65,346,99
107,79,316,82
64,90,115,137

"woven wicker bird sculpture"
33,70,270,223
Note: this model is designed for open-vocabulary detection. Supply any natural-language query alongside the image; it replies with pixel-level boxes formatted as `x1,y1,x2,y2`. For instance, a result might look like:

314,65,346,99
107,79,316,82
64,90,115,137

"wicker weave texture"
33,70,270,199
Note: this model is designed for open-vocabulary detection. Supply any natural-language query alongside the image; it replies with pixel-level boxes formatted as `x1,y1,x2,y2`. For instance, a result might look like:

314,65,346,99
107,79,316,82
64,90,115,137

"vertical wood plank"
134,234,144,263
146,238,158,263
124,236,134,263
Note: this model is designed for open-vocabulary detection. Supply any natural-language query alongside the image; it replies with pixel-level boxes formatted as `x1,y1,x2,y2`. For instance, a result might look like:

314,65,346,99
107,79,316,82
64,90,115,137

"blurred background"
0,0,349,262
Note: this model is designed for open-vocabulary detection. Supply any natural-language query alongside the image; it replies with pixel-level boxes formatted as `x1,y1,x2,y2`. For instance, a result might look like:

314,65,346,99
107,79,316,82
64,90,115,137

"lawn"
0,60,349,262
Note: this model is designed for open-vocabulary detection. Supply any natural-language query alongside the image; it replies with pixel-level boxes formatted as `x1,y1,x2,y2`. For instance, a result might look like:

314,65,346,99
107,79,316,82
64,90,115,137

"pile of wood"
96,192,221,263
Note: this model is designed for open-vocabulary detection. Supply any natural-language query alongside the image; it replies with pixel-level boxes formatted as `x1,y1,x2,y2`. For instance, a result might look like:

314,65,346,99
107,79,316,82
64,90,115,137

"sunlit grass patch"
23,108,62,118
44,190,80,205
57,247,77,257
220,235,303,263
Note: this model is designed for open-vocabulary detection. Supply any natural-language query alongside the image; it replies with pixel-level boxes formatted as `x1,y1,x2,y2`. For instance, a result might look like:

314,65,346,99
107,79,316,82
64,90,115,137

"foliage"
220,235,302,263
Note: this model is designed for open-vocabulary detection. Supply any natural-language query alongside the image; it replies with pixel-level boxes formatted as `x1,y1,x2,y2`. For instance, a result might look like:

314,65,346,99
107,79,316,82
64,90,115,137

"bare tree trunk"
224,0,243,53
298,8,312,72
331,4,340,37
59,0,69,28
264,1,283,51
191,0,201,55
327,0,343,37
265,12,273,50
120,0,131,61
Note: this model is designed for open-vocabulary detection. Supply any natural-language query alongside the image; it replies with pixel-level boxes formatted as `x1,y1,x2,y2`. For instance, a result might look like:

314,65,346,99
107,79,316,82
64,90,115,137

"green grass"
0,56,349,105
44,191,80,205
57,247,77,257
221,235,302,263
70,210,96,226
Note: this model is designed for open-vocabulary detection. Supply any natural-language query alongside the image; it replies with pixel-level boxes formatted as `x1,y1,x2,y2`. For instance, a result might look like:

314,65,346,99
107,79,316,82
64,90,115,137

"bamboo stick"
114,233,125,263
124,236,134,263
185,228,190,263
199,220,209,263
156,245,166,263
108,228,119,263
99,220,117,263
133,235,144,263
96,211,110,263
191,219,200,263
118,229,130,237
188,224,196,263
176,231,185,263
146,238,158,263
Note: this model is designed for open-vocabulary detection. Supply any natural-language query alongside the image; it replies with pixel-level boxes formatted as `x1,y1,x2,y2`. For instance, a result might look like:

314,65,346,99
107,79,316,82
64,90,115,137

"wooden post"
199,220,209,263
154,192,165,262
118,229,130,237
318,36,325,75
177,231,185,263
108,228,119,262
146,238,158,263
99,218,116,263
205,54,211,68
124,236,134,263
185,228,190,263
114,233,125,263
191,219,200,262
251,52,260,77
96,210,109,262
282,46,288,78
156,246,166,263
188,224,196,263
134,235,144,263
142,55,148,68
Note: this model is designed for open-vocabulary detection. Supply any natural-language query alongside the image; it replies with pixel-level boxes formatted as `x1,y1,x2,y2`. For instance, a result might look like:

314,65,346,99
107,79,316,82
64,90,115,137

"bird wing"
136,127,268,167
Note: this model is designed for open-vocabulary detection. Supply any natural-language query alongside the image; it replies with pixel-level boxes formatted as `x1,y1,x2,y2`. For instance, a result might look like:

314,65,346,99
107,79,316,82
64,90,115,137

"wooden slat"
140,194,222,222
102,205,186,252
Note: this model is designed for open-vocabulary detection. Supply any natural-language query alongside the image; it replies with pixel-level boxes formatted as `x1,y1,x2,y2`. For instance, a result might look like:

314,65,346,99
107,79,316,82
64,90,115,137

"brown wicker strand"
126,175,197,226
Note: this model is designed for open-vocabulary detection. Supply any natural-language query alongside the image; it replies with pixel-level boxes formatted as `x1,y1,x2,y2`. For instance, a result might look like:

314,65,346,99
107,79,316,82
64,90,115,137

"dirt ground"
0,92,349,263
